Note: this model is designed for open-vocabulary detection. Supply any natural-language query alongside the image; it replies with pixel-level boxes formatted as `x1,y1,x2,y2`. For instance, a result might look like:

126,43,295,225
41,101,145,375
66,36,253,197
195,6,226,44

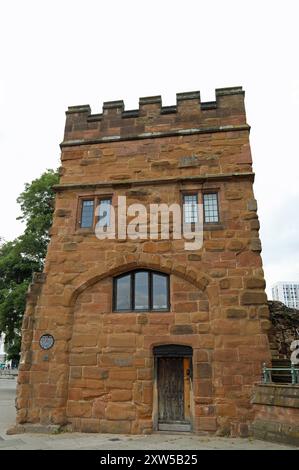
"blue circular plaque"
39,334,54,350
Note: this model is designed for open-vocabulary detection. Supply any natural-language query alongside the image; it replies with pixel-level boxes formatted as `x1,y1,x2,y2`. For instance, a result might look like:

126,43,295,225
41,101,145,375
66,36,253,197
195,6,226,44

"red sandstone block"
82,367,108,380
137,368,153,381
109,369,136,381
148,313,174,324
70,366,82,379
237,252,262,268
82,389,106,400
142,325,170,335
69,354,97,366
107,334,136,348
194,405,215,417
211,319,241,335
173,302,198,313
110,390,132,402
172,292,188,301
216,335,251,349
241,291,267,305
68,388,82,401
238,346,269,362
106,380,134,390
196,363,212,379
258,305,270,318
196,417,217,431
15,397,29,409
222,376,233,385
243,321,263,335
78,293,92,303
81,303,107,313
220,295,239,307
82,379,105,390
30,371,48,383
31,362,50,372
244,277,266,289
106,403,135,421
103,313,136,325
38,384,57,398
193,350,210,362
197,323,211,334
196,380,213,397
92,397,108,418
49,364,69,383
194,303,209,315
197,335,215,349
143,241,171,253
213,349,238,362
66,401,92,418
142,386,153,405
223,363,253,376
100,419,131,434
50,407,67,426
136,404,152,419
174,313,191,325
80,418,101,433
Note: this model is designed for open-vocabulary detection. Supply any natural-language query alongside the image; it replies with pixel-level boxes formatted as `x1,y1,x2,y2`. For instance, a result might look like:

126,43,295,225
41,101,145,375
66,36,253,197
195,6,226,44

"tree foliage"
0,169,59,361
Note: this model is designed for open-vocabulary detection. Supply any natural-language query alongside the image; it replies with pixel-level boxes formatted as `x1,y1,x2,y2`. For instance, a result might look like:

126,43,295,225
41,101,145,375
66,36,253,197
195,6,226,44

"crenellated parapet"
13,84,270,438
62,87,247,147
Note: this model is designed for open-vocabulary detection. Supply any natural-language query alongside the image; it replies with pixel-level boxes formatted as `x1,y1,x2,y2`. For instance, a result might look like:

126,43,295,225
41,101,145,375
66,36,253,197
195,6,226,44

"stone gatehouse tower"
16,87,271,436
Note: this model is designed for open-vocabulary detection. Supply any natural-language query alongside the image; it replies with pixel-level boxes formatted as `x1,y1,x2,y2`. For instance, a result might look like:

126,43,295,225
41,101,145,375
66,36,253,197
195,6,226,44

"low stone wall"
251,384,299,446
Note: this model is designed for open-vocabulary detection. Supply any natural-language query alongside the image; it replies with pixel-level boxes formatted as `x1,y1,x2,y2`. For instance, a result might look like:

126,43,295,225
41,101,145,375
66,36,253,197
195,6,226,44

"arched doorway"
153,345,193,432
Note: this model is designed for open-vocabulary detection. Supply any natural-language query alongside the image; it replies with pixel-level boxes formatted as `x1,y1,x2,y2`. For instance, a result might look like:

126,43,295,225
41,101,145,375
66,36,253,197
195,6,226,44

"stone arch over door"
64,260,212,434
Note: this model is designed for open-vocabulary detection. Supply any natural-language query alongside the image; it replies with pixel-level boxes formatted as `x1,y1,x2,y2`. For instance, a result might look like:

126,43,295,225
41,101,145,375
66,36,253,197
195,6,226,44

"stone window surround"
180,188,221,227
203,192,220,224
113,269,170,313
75,188,221,234
76,194,113,231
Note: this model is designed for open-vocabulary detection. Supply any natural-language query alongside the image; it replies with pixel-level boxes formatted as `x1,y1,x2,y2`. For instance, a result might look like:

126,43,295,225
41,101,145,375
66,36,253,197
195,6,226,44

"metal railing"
262,362,299,385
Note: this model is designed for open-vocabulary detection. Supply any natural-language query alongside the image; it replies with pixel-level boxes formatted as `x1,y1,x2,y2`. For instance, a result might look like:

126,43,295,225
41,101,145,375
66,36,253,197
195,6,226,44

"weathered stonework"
251,384,299,446
268,301,299,359
15,87,271,436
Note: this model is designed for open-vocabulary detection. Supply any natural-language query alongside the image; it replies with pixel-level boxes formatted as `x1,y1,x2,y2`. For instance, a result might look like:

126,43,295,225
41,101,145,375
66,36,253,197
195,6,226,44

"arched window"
113,270,170,312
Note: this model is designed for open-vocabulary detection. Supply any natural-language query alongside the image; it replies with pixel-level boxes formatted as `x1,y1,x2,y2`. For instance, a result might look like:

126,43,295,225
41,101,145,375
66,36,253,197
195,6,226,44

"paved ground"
0,378,296,450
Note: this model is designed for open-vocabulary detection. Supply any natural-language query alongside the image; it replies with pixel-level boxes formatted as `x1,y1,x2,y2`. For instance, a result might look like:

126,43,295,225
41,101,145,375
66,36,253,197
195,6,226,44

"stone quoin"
15,87,271,436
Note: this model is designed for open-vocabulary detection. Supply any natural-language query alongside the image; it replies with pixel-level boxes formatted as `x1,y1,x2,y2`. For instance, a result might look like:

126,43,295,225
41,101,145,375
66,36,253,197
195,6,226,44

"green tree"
0,169,59,362
17,169,59,267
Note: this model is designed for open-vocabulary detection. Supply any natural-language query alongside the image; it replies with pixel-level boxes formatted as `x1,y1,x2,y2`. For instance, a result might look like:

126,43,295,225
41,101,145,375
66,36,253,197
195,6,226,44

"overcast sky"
0,0,298,296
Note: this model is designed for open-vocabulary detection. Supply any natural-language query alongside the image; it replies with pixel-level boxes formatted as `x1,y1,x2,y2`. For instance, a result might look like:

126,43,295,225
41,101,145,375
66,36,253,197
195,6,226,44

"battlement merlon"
62,87,248,147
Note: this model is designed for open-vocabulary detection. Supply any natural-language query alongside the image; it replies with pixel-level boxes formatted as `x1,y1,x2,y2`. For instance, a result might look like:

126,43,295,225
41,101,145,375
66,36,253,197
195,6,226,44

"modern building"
15,87,271,437
271,282,299,309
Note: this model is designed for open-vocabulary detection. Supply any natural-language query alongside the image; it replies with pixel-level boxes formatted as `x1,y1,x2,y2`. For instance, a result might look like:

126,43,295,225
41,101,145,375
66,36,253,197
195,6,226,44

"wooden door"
157,357,184,423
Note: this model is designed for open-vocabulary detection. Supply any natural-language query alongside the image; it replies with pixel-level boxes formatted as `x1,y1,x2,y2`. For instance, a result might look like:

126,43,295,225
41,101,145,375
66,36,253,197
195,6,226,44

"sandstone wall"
251,384,299,446
15,87,271,436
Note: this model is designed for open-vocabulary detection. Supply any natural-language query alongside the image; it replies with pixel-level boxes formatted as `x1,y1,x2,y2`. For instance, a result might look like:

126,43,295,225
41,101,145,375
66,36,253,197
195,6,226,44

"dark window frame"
95,197,112,229
77,195,113,230
181,190,221,227
202,192,220,224
182,192,199,225
77,196,95,230
113,270,170,313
